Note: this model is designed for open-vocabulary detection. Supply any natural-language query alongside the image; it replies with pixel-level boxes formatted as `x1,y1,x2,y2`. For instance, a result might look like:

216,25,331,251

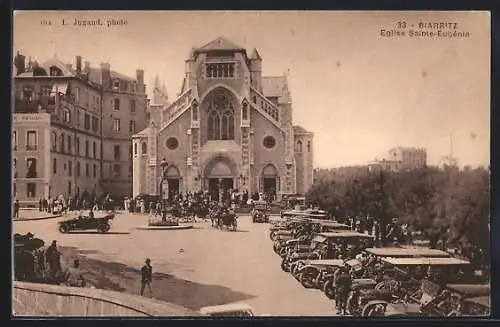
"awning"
52,83,68,95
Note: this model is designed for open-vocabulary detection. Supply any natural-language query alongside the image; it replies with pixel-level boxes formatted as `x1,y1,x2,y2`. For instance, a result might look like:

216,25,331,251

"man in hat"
45,240,61,280
335,267,352,315
140,258,153,297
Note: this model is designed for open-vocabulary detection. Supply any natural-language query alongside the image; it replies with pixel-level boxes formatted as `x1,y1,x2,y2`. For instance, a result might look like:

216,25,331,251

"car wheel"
98,223,111,233
281,260,290,272
300,270,317,288
362,303,387,317
59,225,69,233
322,280,336,299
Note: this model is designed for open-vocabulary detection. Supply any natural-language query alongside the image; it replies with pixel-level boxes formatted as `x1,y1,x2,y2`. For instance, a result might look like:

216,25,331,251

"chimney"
136,68,144,93
14,50,26,75
100,62,111,90
84,61,90,73
76,56,82,74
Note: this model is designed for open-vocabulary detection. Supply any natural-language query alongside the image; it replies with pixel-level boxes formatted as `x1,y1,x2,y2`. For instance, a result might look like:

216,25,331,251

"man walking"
140,258,153,297
14,199,20,219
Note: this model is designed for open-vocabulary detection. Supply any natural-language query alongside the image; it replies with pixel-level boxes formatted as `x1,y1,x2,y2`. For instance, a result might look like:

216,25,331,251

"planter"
147,221,179,227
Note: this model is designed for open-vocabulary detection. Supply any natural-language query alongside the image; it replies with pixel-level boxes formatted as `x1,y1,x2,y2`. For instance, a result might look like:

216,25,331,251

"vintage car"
357,257,474,317
375,257,474,292
58,212,115,233
378,282,490,317
432,284,491,316
252,201,270,223
269,218,310,241
346,278,398,316
282,232,374,273
199,303,255,317
294,259,345,289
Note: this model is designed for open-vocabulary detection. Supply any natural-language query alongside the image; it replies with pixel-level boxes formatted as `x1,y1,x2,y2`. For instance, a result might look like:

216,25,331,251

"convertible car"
58,212,115,233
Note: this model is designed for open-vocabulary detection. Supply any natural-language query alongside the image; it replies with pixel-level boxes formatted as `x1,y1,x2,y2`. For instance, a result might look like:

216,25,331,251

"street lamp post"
159,158,169,207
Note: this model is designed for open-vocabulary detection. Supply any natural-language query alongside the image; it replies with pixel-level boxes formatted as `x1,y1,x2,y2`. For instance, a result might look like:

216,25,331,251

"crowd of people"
35,192,116,215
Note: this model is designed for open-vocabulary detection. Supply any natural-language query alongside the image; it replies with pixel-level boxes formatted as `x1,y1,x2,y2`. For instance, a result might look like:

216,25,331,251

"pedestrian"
45,240,61,281
335,267,352,315
13,199,20,219
140,258,153,297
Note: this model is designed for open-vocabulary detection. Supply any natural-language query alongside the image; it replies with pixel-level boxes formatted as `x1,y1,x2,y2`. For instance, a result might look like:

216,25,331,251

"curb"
13,214,63,222
134,225,194,231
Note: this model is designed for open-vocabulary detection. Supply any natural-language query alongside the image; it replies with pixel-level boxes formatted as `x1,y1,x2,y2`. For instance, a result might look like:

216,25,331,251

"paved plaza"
13,212,336,316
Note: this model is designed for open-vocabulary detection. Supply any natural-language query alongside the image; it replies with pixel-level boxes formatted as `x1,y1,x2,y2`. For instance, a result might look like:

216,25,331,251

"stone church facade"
132,37,314,201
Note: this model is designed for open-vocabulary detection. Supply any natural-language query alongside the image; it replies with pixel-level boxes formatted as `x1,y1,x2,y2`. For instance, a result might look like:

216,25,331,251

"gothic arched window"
242,103,248,121
307,141,311,152
134,143,138,155
297,141,303,153
206,93,235,140
192,103,198,121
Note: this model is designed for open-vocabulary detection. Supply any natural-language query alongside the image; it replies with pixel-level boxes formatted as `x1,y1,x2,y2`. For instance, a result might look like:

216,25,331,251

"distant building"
132,37,314,201
373,146,427,172
12,52,148,205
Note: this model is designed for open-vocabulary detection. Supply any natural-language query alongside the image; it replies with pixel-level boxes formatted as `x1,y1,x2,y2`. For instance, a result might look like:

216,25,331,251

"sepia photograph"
11,10,490,317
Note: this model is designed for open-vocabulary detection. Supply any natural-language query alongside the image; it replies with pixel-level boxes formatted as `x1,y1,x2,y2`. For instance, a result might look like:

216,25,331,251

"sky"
13,11,490,168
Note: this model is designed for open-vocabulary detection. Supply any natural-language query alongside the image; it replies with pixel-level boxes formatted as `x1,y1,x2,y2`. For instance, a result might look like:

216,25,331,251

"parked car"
252,201,270,223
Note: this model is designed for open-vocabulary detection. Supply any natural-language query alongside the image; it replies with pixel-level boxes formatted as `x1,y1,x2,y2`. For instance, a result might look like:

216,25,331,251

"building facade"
372,146,427,172
132,37,314,201
12,53,148,205
13,55,103,205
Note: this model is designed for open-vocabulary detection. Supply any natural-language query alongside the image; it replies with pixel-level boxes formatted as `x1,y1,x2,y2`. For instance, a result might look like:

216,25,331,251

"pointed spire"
161,81,168,100
250,48,262,60
154,75,161,90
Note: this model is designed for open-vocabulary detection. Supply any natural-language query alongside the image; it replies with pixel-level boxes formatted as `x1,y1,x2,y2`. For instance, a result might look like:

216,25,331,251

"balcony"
25,145,38,151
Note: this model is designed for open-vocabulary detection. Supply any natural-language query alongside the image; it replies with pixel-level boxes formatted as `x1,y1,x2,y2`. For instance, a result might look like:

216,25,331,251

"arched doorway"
204,157,236,202
164,166,181,199
261,164,278,201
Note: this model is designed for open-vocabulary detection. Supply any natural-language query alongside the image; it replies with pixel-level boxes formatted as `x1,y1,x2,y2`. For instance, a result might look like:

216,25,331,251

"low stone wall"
12,281,200,317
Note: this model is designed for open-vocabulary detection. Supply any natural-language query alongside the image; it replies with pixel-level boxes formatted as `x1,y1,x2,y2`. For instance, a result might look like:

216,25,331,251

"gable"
197,37,246,53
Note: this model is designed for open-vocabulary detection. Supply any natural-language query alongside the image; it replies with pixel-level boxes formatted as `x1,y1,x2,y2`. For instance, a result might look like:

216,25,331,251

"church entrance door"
204,157,236,203
208,178,233,202
261,164,279,202
163,166,181,200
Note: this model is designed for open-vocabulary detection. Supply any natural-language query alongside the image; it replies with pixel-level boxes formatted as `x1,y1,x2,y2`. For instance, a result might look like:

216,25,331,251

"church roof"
132,126,153,138
262,76,286,97
196,37,246,53
293,125,313,135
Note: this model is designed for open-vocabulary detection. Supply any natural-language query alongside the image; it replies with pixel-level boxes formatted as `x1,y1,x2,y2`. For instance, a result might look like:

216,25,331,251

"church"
132,37,314,201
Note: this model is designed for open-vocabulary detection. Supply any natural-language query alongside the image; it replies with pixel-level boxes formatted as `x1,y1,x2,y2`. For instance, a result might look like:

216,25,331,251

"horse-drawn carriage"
209,206,238,231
